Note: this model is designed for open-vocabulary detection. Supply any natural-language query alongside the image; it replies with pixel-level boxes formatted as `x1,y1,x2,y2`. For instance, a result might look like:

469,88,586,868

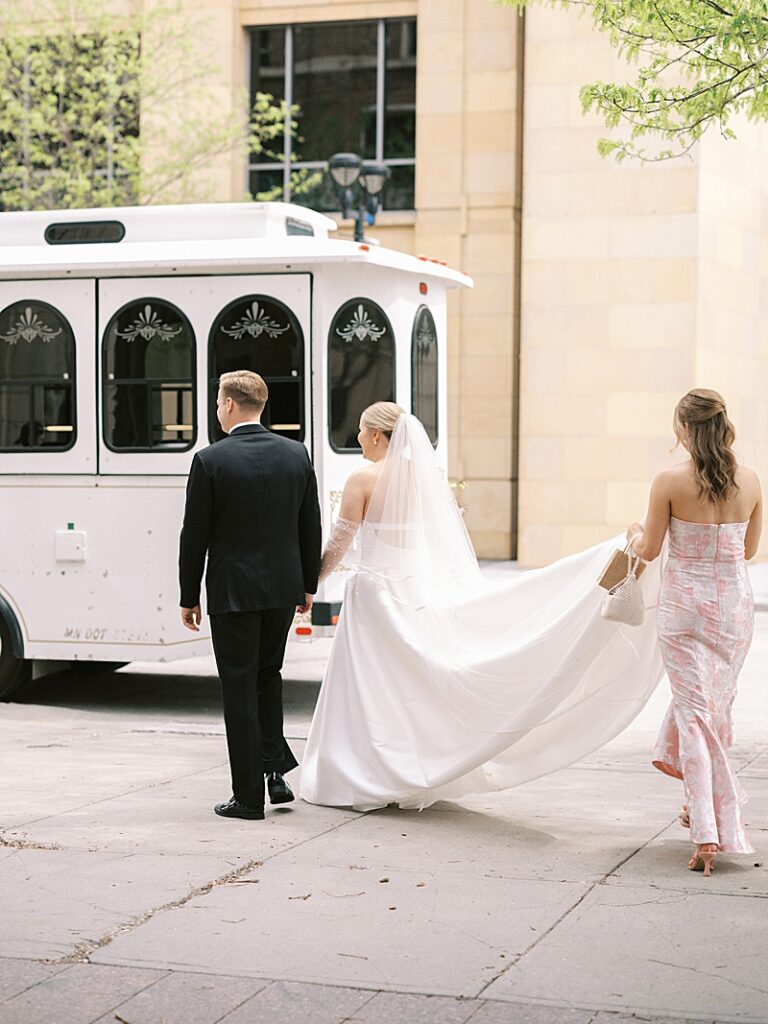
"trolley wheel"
0,614,31,701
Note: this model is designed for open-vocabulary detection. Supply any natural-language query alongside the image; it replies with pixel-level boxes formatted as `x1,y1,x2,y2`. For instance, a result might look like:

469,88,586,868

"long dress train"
652,516,754,854
301,414,667,811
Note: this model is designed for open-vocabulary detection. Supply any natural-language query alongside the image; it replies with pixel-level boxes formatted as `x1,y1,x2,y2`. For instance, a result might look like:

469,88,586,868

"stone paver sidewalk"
0,958,744,1024
1,608,766,1024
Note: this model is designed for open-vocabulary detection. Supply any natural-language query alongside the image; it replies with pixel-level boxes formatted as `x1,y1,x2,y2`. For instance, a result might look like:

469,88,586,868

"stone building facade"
155,0,768,562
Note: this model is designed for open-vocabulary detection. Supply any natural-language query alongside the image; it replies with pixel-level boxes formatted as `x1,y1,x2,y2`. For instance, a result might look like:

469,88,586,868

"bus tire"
0,608,31,702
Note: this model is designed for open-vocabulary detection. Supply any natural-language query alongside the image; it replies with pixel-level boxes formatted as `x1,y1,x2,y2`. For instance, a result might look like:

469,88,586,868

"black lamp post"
327,152,390,242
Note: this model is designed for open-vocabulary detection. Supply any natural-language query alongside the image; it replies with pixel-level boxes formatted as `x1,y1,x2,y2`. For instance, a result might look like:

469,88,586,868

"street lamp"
327,152,390,242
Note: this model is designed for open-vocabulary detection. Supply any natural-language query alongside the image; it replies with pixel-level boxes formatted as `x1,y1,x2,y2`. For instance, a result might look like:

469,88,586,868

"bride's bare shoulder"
345,463,378,488
338,463,380,521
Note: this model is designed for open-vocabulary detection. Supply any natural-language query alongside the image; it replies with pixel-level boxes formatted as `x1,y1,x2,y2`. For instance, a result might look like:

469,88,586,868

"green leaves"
0,0,287,209
497,0,768,160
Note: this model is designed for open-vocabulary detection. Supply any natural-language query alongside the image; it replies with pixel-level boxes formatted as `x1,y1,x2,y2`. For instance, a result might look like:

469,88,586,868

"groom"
179,370,322,820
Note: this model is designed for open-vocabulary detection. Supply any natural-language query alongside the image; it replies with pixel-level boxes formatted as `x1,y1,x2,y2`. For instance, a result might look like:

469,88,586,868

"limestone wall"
696,121,768,517
517,5,768,565
145,0,768,562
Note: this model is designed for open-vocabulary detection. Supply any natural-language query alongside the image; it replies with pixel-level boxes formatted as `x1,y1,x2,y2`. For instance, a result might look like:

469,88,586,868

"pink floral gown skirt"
652,516,754,853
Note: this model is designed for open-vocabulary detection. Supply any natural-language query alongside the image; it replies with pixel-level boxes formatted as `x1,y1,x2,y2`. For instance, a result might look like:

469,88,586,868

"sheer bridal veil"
354,413,665,796
359,413,481,587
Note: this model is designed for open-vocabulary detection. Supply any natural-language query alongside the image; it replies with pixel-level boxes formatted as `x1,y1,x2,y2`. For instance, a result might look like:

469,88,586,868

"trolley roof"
0,202,472,287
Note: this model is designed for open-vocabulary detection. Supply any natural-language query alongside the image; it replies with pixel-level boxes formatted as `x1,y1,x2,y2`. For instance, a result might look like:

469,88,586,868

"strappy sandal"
688,843,718,877
679,804,691,828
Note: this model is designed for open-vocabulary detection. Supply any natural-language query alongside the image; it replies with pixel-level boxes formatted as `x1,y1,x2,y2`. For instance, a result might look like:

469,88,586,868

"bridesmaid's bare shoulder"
735,464,761,501
651,462,693,495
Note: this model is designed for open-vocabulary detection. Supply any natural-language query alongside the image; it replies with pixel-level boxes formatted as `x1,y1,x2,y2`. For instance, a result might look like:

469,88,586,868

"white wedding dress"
301,415,665,811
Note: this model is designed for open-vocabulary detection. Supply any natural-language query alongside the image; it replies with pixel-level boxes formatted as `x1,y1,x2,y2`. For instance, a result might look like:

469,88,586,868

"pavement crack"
600,893,687,907
6,762,230,831
50,857,263,965
0,834,62,851
735,747,767,775
257,807,373,870
644,957,768,997
471,817,673,999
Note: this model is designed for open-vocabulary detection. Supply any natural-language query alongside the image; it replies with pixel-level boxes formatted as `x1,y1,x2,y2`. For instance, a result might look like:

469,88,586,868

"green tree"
498,0,768,160
0,0,296,209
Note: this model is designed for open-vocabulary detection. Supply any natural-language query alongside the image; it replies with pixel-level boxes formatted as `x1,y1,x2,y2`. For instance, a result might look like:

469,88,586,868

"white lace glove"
319,517,361,582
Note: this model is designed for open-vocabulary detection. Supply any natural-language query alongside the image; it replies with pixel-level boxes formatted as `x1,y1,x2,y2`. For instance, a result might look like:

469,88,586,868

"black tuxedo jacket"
179,424,322,614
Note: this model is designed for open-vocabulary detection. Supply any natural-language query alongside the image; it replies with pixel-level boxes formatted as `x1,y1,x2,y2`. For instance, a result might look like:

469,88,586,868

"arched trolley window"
328,298,395,452
102,299,196,451
0,300,76,452
209,296,304,442
411,305,438,446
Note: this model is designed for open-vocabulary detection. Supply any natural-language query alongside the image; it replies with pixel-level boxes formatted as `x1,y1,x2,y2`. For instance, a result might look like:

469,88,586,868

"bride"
301,402,665,811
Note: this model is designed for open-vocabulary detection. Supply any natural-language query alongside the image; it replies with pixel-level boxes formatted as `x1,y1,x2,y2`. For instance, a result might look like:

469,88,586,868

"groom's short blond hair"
219,370,268,412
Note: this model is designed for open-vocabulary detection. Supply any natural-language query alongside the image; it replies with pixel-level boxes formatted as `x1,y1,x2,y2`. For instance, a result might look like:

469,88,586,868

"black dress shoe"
214,798,265,820
266,772,294,804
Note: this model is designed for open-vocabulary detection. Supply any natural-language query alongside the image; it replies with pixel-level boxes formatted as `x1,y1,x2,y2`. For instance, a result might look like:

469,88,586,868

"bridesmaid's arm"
627,473,671,562
744,482,762,560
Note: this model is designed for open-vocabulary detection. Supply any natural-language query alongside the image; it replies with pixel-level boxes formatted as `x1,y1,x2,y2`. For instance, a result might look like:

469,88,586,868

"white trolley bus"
0,202,471,699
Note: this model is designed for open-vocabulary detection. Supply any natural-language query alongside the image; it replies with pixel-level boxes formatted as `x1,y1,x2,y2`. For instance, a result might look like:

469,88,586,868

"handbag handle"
623,542,641,579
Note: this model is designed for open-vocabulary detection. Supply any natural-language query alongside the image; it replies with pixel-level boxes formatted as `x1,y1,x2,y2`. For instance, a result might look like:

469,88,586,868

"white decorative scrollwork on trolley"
329,489,343,519
221,301,289,340
115,304,182,344
0,306,62,345
335,304,387,344
414,313,435,353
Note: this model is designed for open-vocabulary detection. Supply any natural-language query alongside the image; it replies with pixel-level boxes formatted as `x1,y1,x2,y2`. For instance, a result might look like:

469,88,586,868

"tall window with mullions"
0,300,76,451
102,299,196,451
248,18,416,211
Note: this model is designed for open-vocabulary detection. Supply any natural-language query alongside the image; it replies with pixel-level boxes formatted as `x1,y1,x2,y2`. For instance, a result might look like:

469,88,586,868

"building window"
0,300,76,451
329,298,395,452
249,18,416,211
103,299,195,451
411,305,438,446
209,296,304,443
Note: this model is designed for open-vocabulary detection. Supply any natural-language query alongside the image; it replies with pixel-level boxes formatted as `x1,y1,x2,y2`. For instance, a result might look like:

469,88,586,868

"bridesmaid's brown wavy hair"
674,389,739,504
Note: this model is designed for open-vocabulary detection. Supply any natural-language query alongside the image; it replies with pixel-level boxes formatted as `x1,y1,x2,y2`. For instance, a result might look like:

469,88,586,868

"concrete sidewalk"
1,607,767,1022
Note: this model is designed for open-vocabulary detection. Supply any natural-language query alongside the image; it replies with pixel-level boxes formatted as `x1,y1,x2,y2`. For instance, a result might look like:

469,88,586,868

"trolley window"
329,298,395,452
0,300,76,452
102,299,196,451
209,295,304,442
411,305,438,446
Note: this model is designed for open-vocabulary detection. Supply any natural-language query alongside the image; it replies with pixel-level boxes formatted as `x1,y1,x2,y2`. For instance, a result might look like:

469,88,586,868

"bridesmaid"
627,390,761,875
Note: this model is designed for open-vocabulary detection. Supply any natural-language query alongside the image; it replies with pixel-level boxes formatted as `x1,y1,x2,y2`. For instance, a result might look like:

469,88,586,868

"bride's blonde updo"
361,401,405,440
674,389,739,504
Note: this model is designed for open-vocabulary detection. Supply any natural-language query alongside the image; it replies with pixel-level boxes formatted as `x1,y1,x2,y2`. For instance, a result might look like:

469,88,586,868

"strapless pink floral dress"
652,516,754,853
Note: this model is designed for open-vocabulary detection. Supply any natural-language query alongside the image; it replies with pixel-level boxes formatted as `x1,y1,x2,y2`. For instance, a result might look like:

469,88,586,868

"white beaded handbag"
600,548,645,627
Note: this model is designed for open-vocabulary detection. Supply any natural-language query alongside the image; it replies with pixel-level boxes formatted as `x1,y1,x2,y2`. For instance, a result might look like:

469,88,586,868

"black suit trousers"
210,608,299,809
